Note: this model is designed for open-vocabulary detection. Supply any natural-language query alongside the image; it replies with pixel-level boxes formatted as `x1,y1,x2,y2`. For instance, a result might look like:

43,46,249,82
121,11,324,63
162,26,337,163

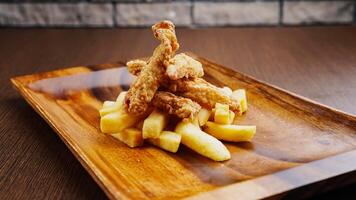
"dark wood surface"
1,27,356,199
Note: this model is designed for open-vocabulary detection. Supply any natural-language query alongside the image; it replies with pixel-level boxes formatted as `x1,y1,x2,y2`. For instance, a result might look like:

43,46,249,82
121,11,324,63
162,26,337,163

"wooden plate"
11,53,356,199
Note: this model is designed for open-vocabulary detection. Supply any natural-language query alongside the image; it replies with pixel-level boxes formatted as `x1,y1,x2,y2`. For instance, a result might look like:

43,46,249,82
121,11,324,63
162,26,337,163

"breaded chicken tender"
167,78,240,112
126,53,203,80
152,21,180,66
124,21,179,114
125,62,240,112
127,59,147,76
153,91,201,119
166,53,204,80
126,62,240,112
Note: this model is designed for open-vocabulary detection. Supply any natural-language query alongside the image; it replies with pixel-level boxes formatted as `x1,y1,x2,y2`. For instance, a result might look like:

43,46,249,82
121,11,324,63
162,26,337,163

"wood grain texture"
10,53,356,200
1,27,356,200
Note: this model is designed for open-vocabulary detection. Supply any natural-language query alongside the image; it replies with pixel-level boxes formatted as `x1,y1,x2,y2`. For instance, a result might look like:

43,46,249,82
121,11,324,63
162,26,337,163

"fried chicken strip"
152,20,180,67
166,53,204,80
124,20,179,114
153,91,201,119
167,78,240,112
126,61,240,112
127,59,147,76
126,53,203,80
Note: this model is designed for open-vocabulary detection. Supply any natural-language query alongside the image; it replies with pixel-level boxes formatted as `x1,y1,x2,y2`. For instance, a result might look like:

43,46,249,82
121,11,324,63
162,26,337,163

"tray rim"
11,53,356,200
11,68,125,200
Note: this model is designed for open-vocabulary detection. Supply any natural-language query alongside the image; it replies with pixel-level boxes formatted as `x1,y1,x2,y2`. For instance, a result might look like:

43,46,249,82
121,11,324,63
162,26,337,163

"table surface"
1,26,356,200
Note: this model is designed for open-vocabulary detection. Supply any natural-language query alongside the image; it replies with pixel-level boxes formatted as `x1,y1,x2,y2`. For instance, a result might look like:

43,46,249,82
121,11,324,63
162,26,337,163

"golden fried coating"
126,53,203,80
125,58,239,112
153,91,201,119
152,21,179,66
124,21,179,114
167,78,240,112
166,53,204,80
126,59,147,76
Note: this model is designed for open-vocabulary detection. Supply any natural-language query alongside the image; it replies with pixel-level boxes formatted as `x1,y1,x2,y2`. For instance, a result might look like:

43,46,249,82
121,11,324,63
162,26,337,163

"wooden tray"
11,53,356,199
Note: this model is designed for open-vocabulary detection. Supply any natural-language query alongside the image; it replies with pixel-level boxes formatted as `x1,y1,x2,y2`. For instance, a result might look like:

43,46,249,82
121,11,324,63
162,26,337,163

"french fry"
192,117,200,129
214,103,230,124
209,108,215,121
100,110,142,133
116,91,127,103
103,101,116,108
220,86,233,96
232,89,247,113
175,121,231,161
99,101,120,117
136,120,144,130
111,128,143,148
228,110,235,124
197,108,211,126
99,91,127,117
142,109,169,139
204,121,256,142
99,106,119,117
148,131,181,153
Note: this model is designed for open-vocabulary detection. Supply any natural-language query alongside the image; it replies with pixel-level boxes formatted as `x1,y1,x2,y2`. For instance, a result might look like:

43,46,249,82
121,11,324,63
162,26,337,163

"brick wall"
0,1,355,27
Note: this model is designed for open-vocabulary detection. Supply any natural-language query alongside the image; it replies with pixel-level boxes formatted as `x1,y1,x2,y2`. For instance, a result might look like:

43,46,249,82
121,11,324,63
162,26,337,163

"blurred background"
0,0,355,27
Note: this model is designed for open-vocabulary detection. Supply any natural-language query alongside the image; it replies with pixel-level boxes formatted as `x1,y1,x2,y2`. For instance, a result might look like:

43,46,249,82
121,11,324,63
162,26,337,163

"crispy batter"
166,53,204,80
126,53,203,80
153,91,201,119
124,21,179,114
127,59,147,76
152,20,179,67
167,78,240,112
125,59,239,112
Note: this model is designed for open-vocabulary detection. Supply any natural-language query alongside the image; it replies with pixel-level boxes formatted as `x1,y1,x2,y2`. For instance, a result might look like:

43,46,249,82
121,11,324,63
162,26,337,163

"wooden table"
1,27,355,199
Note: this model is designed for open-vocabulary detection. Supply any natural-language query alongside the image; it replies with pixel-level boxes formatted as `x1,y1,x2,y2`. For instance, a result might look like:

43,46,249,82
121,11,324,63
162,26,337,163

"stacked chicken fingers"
124,20,240,119
124,21,179,114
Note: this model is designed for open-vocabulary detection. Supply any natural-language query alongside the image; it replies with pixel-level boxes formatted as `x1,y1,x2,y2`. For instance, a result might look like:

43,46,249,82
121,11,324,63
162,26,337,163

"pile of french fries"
100,88,256,161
